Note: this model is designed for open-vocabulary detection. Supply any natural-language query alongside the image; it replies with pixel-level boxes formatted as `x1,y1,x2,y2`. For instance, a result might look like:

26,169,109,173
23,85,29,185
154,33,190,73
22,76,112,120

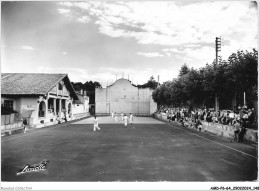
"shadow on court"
1,116,258,181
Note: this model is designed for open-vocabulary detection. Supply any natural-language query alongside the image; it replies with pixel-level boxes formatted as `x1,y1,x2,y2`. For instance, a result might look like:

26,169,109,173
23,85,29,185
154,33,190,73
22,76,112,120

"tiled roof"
1,73,68,95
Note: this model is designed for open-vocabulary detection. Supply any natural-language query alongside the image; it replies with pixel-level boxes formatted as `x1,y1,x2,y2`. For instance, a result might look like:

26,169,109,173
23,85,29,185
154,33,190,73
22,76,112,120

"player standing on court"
121,112,124,121
123,114,128,127
129,113,134,128
114,112,117,122
111,111,114,118
93,116,100,131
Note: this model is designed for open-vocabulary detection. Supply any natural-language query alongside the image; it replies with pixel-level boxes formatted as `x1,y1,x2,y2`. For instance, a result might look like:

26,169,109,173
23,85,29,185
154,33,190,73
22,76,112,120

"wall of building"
1,95,72,128
1,77,90,131
20,97,39,125
1,96,19,111
1,96,39,128
95,78,157,115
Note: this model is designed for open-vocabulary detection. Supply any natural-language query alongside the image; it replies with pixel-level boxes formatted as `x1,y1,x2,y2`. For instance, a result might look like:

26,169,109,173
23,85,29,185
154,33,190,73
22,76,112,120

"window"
58,82,63,90
38,101,46,117
4,100,13,109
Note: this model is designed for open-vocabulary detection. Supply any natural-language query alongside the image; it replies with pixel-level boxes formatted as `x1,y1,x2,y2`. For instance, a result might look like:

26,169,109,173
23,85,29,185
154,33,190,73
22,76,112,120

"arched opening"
39,101,46,117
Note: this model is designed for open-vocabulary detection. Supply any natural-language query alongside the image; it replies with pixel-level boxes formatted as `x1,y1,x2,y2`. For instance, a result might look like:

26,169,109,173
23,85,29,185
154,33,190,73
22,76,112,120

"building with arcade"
1,73,89,130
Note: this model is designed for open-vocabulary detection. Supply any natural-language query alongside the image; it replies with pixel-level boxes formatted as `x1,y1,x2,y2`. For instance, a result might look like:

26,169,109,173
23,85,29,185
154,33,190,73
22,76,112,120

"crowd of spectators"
158,105,256,128
157,105,256,142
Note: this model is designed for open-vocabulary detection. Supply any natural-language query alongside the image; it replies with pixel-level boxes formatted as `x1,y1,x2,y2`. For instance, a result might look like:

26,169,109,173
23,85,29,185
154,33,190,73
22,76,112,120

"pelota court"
1,116,258,181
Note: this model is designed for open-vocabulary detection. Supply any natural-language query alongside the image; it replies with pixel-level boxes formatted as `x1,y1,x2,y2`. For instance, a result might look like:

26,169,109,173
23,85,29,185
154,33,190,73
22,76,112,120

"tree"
146,76,158,89
71,82,84,92
152,49,258,110
84,81,102,91
84,81,102,104
225,49,258,108
138,76,159,89
179,63,190,77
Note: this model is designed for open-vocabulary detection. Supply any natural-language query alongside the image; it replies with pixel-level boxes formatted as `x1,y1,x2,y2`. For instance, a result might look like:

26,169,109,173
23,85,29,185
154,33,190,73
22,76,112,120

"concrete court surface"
1,116,258,182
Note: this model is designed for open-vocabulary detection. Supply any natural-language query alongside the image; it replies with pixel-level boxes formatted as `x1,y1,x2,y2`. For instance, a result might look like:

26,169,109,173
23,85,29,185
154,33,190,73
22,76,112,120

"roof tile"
1,73,67,95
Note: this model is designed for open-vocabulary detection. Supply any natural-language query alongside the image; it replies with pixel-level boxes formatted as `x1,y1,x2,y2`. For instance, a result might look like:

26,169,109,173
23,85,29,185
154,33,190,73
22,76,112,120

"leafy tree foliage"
179,63,190,77
137,76,159,89
152,49,258,110
71,81,102,104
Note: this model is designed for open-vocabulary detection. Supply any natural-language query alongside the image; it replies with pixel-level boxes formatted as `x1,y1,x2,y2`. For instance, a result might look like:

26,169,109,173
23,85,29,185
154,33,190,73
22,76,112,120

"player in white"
129,113,134,128
114,112,117,122
121,112,124,121
111,111,114,118
93,116,100,131
123,114,128,127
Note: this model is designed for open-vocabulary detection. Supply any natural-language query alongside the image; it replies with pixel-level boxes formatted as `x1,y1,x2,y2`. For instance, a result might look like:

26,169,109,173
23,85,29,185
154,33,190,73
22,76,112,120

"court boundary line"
170,124,257,159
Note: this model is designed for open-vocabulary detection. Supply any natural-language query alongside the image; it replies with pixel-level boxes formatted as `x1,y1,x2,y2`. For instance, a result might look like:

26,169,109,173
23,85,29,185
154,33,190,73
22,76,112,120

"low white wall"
154,113,258,143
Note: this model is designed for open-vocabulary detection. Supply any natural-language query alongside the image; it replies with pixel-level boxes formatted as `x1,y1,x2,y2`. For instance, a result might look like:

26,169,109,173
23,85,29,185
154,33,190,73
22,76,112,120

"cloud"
55,1,257,75
182,46,215,67
162,48,183,53
73,2,92,10
57,8,71,14
137,52,164,57
62,51,67,55
183,44,202,48
76,16,90,23
79,1,256,55
57,1,257,49
58,2,74,7
21,46,34,50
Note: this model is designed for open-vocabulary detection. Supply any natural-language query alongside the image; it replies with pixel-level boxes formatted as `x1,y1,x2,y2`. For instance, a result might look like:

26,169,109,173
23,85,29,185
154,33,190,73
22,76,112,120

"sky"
1,1,258,87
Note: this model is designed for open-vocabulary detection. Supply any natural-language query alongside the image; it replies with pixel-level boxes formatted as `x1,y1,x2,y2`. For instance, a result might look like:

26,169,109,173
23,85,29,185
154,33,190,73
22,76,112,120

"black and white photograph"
1,0,259,190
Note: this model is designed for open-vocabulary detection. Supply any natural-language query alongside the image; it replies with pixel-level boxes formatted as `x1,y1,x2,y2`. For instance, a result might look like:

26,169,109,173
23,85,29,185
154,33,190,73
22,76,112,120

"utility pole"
215,36,221,64
215,36,221,112
157,75,160,88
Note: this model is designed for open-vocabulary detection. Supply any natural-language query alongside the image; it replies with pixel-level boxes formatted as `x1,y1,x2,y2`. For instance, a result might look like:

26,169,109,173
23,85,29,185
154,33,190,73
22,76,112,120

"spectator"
232,120,240,142
233,112,240,126
247,109,254,124
238,123,247,142
63,110,67,123
239,109,244,121
194,110,199,123
219,110,225,124
251,108,256,121
167,113,171,123
195,119,202,131
212,111,218,123
223,110,228,125
171,113,176,121
241,111,249,127
23,118,28,133
228,111,235,125
56,115,61,124
206,110,212,122
202,109,207,120
177,110,181,121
